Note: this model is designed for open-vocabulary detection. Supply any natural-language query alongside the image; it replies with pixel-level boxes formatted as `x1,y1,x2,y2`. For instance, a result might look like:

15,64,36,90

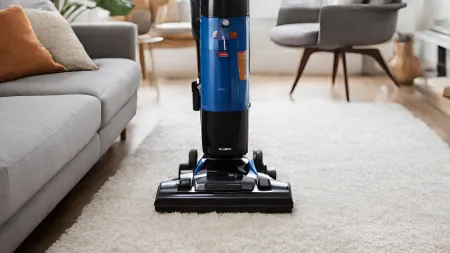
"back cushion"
0,0,56,11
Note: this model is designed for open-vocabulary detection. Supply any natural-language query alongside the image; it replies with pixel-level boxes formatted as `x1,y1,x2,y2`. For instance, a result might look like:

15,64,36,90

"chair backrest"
317,1,406,49
128,9,152,35
126,0,152,35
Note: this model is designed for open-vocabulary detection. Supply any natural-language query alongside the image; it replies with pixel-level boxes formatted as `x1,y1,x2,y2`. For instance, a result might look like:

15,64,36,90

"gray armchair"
270,0,407,101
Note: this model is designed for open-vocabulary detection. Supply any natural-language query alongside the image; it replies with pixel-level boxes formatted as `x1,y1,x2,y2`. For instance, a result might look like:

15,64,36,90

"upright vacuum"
154,0,294,213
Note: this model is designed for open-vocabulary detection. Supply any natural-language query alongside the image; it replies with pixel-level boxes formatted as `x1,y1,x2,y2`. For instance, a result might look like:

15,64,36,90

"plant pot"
388,40,421,85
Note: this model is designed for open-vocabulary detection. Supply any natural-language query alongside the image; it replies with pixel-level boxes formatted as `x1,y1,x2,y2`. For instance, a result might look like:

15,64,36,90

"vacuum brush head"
154,173,293,213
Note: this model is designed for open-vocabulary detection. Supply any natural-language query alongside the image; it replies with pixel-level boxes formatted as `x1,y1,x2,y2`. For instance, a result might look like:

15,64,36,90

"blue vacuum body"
154,0,293,213
200,15,249,112
198,14,250,157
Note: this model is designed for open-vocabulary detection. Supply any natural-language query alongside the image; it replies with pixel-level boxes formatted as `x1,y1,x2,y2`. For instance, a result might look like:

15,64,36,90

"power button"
221,19,230,27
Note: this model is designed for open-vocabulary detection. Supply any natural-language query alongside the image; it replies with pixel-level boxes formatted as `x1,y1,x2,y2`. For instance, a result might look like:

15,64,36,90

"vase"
388,40,422,85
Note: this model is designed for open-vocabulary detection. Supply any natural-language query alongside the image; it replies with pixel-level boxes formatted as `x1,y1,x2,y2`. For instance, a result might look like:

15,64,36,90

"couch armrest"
71,22,138,61
276,4,321,26
317,3,406,50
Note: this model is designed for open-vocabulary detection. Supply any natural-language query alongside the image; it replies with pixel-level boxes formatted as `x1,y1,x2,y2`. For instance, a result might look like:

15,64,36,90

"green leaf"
64,4,84,20
95,0,134,16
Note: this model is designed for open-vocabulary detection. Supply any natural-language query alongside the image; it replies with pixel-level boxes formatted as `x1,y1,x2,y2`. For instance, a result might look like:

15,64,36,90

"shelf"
415,29,450,50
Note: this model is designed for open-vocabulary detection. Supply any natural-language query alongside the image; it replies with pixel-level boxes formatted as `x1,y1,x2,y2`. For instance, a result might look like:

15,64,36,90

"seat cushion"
0,58,140,127
270,23,319,47
0,95,100,226
0,95,101,227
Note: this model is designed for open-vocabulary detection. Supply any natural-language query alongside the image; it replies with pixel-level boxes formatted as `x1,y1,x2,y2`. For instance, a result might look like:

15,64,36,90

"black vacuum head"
154,172,293,213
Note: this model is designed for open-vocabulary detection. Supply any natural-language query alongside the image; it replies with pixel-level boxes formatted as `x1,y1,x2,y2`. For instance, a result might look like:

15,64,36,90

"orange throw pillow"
0,6,65,83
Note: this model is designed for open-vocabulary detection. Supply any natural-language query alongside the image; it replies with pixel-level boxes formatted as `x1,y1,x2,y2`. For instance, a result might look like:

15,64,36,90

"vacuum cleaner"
154,0,294,213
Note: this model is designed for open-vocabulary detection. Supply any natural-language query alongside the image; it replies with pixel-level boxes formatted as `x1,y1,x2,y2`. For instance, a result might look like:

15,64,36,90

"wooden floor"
15,75,450,253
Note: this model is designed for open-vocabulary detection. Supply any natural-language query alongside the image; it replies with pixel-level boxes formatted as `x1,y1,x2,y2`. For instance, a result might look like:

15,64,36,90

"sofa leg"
120,128,127,141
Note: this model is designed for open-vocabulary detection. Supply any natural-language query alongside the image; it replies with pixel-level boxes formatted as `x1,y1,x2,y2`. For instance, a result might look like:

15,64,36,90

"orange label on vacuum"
237,51,247,80
230,32,238,39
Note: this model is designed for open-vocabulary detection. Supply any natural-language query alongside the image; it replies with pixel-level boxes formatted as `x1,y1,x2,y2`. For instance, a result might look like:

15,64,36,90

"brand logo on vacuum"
219,148,232,151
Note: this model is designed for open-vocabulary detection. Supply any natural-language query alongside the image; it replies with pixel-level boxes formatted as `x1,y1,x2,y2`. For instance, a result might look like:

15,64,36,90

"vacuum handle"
222,35,227,51
192,81,201,111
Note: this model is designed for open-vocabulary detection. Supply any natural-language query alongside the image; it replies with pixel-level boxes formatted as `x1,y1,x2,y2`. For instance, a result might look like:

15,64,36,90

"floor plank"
15,75,450,253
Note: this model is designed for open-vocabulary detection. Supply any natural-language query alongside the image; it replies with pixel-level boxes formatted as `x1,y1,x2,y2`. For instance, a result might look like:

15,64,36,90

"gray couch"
0,22,140,253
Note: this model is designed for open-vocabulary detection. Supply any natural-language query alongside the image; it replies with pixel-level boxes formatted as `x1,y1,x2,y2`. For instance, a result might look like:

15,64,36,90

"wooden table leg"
148,43,160,98
139,43,147,80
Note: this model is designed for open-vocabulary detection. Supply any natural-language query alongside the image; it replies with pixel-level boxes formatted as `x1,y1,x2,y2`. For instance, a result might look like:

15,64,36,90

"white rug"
47,99,450,253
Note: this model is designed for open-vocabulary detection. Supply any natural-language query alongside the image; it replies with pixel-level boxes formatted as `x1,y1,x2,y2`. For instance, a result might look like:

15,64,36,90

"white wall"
72,0,421,78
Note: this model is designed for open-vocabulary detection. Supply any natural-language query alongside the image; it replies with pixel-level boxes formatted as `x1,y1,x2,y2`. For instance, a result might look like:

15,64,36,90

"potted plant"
388,32,422,85
57,0,134,23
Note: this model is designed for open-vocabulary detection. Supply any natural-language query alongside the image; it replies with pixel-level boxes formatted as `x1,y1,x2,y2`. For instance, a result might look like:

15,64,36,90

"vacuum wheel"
253,149,267,174
188,149,198,170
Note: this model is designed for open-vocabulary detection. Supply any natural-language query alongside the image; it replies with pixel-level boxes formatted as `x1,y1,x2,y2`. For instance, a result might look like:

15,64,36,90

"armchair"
270,0,407,101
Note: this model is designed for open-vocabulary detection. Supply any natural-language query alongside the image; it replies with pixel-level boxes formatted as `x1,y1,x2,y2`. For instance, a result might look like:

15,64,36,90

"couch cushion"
270,23,319,47
0,95,100,226
0,58,140,127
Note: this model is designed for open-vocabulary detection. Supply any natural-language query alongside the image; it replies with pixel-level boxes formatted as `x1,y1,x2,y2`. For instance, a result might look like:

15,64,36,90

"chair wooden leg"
341,52,350,102
120,127,127,141
290,48,317,96
367,49,401,88
332,51,340,85
148,43,160,99
346,48,400,88
139,43,147,80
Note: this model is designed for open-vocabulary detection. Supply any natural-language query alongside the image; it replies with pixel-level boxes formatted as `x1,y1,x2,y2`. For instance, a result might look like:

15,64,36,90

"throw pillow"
0,0,57,11
0,6,64,83
24,9,98,71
